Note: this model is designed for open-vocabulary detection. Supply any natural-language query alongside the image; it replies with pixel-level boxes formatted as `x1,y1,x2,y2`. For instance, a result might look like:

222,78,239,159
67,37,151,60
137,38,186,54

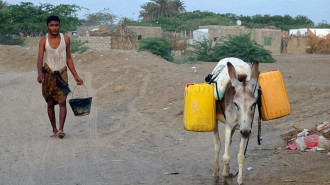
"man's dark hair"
47,15,60,25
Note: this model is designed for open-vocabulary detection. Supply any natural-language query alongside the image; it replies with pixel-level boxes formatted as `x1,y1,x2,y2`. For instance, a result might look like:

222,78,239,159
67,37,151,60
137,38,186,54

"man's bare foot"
50,132,58,138
58,130,65,139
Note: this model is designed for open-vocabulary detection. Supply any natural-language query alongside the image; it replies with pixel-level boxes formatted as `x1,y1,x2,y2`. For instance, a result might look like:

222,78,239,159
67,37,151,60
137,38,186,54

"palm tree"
153,0,175,18
139,0,185,20
170,0,186,13
139,2,157,20
0,0,8,10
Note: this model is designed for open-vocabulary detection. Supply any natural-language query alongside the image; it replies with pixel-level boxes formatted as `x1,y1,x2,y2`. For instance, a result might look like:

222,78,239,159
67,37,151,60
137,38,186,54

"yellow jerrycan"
258,70,291,121
183,83,216,131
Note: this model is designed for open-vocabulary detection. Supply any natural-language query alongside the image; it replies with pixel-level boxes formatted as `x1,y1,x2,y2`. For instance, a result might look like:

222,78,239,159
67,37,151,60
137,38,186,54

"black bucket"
69,85,92,116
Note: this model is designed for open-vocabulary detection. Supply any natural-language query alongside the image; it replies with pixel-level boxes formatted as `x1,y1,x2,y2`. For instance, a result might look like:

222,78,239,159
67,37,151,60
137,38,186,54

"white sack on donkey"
210,57,253,100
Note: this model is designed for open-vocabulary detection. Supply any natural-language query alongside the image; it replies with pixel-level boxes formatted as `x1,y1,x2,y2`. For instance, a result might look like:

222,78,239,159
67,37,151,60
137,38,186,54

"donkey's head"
227,61,259,138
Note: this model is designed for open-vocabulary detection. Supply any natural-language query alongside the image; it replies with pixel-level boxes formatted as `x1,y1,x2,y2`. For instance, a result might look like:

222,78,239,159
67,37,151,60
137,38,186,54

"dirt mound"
0,45,37,72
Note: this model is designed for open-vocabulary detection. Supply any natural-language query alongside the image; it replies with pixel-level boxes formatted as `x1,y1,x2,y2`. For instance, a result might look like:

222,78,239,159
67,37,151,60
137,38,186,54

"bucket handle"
71,84,89,98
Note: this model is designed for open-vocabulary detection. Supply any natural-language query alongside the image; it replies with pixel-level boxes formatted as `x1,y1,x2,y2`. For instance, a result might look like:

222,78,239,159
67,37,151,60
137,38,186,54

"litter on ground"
281,121,330,153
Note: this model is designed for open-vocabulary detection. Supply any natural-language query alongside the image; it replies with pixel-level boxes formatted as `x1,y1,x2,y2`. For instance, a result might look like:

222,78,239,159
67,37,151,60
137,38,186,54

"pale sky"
6,0,330,25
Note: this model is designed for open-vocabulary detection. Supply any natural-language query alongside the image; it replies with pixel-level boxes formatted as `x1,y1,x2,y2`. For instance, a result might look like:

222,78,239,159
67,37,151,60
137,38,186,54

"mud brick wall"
253,29,282,55
199,26,282,55
199,25,251,39
127,26,162,39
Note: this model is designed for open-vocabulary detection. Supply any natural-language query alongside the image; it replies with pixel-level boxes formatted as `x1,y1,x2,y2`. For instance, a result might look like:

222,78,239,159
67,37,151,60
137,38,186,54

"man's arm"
64,34,83,85
37,37,46,84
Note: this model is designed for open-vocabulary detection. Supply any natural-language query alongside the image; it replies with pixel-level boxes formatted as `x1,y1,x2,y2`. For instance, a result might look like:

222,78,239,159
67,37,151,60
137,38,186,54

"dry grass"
307,35,330,54
115,85,127,92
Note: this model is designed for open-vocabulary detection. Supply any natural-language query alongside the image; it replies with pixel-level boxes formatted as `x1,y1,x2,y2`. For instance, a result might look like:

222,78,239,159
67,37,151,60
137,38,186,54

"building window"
264,37,271,45
213,37,218,41
138,35,142,40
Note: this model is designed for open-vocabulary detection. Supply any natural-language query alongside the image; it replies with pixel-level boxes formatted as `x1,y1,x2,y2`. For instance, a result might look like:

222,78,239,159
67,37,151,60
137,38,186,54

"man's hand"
75,76,83,85
37,73,44,84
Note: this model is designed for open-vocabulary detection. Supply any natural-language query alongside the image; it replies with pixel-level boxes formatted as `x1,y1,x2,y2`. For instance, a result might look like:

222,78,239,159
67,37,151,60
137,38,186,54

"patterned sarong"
42,64,70,104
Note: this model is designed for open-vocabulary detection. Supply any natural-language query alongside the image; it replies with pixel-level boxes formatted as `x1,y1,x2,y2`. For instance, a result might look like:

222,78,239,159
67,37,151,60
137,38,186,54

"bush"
138,37,174,62
70,39,89,54
191,34,275,63
189,39,213,61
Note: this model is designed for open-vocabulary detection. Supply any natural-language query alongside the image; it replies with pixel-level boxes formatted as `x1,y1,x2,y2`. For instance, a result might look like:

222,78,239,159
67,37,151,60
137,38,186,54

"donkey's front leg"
213,122,221,177
237,137,248,185
222,124,233,177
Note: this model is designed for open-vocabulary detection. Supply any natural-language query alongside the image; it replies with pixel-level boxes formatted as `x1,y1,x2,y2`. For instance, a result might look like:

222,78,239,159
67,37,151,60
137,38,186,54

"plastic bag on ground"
286,135,329,152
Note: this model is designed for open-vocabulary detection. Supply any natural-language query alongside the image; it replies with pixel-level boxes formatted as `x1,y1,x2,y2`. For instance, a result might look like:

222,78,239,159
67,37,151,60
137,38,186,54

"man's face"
46,20,60,35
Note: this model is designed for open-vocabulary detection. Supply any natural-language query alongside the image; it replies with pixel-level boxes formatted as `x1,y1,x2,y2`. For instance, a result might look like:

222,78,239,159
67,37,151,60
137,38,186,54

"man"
37,15,83,139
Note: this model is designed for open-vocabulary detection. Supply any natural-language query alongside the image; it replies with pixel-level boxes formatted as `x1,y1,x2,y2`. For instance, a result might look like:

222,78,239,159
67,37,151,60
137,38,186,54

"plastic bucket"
69,85,92,116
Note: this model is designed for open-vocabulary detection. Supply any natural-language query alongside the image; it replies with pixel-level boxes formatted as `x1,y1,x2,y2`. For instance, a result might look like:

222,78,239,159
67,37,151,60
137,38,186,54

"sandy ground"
0,45,329,185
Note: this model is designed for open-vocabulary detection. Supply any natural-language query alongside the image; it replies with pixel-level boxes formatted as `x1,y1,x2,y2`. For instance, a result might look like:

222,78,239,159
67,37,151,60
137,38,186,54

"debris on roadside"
281,121,330,153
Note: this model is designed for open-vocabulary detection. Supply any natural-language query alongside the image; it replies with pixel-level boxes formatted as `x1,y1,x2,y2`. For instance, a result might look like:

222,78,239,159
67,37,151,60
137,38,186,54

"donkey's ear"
227,62,239,87
250,61,259,81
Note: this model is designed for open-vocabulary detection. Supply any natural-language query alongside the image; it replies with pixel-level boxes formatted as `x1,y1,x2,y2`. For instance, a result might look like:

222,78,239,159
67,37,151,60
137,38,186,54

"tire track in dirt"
126,67,152,121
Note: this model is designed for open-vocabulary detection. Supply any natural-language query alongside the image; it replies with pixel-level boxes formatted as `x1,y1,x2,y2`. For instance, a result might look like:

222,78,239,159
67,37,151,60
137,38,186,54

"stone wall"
74,36,111,52
23,36,111,52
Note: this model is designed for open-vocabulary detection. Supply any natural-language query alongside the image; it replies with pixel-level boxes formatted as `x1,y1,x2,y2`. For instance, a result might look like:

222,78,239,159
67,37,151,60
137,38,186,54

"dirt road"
0,45,329,185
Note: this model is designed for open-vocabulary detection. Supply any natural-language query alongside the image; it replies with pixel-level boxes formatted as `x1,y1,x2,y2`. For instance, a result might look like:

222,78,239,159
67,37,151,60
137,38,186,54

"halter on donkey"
208,59,260,185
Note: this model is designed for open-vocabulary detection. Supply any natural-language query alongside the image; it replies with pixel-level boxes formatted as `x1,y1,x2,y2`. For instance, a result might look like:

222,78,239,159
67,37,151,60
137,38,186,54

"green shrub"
191,34,275,63
189,39,213,61
138,37,174,62
213,34,275,63
70,39,89,54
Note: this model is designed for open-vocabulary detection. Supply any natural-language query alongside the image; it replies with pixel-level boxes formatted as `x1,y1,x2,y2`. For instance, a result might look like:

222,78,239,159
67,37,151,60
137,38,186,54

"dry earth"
0,45,329,185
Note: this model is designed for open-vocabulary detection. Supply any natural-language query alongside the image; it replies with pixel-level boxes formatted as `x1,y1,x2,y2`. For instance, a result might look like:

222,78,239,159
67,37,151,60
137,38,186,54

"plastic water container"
258,70,291,121
183,83,216,132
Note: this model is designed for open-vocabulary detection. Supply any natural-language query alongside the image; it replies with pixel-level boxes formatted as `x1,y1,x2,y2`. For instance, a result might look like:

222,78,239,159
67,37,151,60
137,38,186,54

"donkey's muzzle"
240,129,251,138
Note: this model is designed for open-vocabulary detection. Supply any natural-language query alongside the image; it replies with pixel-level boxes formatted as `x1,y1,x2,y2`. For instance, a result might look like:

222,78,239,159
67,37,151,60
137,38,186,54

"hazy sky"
6,0,329,25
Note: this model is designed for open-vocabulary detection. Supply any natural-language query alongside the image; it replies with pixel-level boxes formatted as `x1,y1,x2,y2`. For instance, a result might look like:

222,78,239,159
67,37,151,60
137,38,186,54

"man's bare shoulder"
39,36,46,46
62,34,71,44
62,34,70,40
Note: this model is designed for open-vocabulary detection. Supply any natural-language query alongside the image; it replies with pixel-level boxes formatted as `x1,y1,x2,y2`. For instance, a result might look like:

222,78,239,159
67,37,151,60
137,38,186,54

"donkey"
213,61,259,185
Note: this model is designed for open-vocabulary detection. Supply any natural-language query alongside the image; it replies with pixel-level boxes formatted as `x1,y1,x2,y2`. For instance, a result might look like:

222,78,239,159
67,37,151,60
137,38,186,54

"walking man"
37,15,83,139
